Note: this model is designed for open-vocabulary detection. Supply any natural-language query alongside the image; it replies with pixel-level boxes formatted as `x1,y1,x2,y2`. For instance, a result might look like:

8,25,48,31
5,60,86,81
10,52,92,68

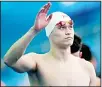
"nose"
65,27,71,35
65,32,71,35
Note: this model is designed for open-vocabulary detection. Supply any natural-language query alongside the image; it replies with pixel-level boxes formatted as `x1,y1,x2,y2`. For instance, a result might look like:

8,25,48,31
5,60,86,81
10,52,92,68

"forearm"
4,26,38,66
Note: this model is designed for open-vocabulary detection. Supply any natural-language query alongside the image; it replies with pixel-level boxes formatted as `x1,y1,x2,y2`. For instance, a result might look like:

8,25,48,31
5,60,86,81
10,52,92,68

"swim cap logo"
62,15,68,18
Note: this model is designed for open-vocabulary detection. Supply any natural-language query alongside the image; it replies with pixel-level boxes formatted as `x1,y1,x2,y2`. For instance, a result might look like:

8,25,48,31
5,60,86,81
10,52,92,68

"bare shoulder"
78,58,96,76
79,58,96,86
72,55,95,73
79,58,94,69
24,52,45,62
23,52,41,59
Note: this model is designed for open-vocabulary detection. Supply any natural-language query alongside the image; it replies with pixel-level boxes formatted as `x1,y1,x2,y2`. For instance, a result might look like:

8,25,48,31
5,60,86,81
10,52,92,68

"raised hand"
34,2,52,31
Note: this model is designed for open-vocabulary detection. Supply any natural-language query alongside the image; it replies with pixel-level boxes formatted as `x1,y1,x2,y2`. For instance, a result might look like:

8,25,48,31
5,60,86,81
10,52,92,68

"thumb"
47,14,52,22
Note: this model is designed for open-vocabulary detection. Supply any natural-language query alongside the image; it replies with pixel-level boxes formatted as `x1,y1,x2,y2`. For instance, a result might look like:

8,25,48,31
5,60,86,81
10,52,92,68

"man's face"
49,20,74,47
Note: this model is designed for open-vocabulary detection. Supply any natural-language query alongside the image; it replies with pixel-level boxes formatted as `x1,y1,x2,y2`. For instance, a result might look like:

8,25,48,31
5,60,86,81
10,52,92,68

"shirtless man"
4,2,96,86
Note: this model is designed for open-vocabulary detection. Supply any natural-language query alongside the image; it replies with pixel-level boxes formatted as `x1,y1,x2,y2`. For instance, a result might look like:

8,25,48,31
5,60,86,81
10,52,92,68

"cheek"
54,33,62,38
52,33,63,43
50,31,61,42
71,29,74,36
53,30,63,39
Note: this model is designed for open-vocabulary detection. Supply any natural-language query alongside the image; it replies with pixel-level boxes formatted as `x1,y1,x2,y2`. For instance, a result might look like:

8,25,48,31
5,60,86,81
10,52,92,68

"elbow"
4,59,11,68
12,68,25,73
4,60,24,73
4,57,25,73
4,57,13,67
4,58,9,66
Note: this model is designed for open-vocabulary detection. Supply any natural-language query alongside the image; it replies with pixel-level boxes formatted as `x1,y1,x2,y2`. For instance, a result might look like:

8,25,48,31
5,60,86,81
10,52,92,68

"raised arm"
4,2,52,73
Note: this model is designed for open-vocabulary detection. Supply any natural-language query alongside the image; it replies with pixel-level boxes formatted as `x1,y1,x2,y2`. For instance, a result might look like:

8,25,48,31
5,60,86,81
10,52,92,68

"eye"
61,26,66,29
57,26,61,29
69,25,73,29
70,25,72,28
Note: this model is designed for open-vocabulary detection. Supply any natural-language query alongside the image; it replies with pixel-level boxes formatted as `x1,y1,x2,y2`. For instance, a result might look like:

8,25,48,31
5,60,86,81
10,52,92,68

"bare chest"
34,58,90,86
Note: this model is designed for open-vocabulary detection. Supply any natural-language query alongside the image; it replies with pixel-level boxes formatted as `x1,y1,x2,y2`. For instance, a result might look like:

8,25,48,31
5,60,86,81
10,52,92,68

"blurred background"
1,1,101,86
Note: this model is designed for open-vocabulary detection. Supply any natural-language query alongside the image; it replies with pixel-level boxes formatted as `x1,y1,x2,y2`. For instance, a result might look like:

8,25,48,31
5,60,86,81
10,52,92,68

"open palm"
34,2,52,31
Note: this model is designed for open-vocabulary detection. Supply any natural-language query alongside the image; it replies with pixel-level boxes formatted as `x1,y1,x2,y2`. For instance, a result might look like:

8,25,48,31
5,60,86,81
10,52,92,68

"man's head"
80,44,92,61
71,34,82,57
45,12,74,48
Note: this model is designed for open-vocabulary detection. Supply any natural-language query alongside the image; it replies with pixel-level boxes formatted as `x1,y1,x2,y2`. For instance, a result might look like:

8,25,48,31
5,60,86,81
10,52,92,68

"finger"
38,8,45,15
44,5,50,13
47,14,52,22
44,2,51,9
43,4,48,9
47,2,51,6
43,4,48,13
41,3,49,13
41,8,45,13
44,2,51,13
38,2,51,16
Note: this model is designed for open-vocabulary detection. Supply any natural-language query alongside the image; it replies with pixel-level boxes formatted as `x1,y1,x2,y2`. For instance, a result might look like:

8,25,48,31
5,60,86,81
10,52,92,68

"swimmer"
4,2,96,86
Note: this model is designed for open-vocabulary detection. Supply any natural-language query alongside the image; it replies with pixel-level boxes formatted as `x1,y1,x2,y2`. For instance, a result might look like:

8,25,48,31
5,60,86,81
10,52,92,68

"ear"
79,52,82,58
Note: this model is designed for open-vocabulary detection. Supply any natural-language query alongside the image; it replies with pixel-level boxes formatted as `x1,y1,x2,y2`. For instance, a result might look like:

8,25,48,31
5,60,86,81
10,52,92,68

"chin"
60,43,72,48
55,40,73,48
64,41,73,46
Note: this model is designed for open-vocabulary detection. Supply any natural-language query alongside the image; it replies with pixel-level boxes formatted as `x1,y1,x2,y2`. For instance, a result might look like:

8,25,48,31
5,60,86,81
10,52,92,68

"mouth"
65,37,73,39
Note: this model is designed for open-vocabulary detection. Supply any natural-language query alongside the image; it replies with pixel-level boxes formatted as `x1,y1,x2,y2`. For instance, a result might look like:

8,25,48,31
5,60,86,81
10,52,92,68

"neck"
48,42,71,61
